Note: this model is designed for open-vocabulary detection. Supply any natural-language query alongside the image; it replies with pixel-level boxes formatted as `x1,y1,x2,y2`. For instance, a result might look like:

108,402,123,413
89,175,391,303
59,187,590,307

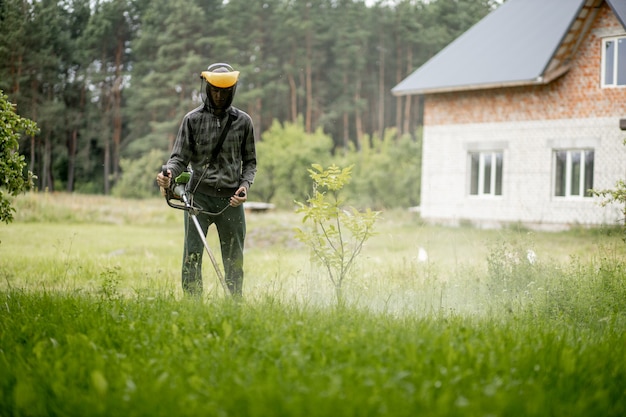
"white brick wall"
421,117,626,229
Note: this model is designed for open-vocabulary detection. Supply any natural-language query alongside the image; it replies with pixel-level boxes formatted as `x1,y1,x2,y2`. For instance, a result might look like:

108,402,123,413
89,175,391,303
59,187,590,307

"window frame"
601,35,626,87
553,148,594,199
468,150,503,197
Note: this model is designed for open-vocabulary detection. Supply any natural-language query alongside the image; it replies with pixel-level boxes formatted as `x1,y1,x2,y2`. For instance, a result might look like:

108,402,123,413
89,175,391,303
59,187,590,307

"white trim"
464,141,509,151
552,148,594,199
601,35,626,87
468,150,503,197
546,137,601,148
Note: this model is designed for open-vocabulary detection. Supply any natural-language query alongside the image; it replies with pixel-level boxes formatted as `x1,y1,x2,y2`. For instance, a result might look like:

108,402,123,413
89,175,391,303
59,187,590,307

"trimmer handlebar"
161,165,188,211
161,164,245,210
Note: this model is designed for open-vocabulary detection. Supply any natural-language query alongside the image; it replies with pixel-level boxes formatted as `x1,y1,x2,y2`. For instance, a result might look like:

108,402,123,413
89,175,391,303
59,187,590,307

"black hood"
204,83,236,114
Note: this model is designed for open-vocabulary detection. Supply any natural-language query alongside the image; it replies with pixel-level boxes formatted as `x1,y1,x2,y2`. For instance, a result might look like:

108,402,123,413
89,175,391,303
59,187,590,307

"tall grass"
1,288,624,416
1,193,625,416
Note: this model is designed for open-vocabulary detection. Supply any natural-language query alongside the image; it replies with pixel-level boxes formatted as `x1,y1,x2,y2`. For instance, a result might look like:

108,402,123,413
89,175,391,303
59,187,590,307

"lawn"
0,192,625,416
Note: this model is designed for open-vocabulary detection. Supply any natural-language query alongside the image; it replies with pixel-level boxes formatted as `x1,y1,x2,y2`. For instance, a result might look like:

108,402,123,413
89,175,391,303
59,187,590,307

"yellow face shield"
201,70,240,88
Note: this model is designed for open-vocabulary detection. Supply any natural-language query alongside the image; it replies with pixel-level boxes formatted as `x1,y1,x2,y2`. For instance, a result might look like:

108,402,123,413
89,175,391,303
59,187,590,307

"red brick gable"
424,2,626,126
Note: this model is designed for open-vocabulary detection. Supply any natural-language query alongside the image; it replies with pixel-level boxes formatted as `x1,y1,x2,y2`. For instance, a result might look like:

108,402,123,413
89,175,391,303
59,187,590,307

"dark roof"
392,0,600,96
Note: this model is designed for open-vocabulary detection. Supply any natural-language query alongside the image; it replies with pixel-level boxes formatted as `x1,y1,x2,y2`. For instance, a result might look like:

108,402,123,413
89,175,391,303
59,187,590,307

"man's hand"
156,169,171,196
230,187,247,207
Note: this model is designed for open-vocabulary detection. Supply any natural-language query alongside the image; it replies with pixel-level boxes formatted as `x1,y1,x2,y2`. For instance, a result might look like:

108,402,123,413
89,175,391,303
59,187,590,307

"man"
156,63,257,297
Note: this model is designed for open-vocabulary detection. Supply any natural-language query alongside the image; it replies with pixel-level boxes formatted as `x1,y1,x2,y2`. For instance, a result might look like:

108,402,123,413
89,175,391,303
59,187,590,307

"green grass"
1,291,624,416
1,193,625,416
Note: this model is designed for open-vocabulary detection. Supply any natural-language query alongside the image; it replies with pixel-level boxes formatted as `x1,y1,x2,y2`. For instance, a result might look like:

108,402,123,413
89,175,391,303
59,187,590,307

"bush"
338,128,422,209
0,90,38,223
251,118,334,206
251,119,422,210
112,149,168,199
295,164,380,304
591,139,626,242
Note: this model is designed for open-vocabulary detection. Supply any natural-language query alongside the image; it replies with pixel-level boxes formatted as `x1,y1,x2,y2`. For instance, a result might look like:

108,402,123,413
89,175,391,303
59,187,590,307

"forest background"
0,0,497,209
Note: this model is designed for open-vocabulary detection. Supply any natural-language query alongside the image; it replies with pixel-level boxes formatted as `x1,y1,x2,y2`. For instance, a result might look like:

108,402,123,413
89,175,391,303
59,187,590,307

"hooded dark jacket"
166,99,257,197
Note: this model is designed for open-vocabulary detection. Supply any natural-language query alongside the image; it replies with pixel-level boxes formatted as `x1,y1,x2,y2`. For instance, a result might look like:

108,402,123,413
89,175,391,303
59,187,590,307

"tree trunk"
403,96,412,136
12,54,22,95
395,45,403,134
254,97,262,142
354,76,363,151
342,73,349,149
287,69,298,123
42,130,53,191
335,284,345,308
377,43,385,137
29,81,37,176
402,48,413,135
102,69,111,195
343,112,349,149
67,83,85,192
304,6,313,133
112,37,124,183
30,136,36,174
104,137,111,195
29,78,38,184
305,52,313,132
67,129,77,192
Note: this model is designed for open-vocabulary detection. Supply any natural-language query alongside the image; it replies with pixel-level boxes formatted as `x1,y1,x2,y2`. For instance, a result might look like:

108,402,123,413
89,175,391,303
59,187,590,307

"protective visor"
201,70,240,88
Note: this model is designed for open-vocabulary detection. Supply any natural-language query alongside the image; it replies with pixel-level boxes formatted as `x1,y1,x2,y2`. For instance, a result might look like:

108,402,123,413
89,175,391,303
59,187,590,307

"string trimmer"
161,165,231,295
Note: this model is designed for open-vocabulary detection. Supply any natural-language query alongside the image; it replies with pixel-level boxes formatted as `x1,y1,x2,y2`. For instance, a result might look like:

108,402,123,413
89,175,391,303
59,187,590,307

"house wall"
421,118,624,228
420,2,626,228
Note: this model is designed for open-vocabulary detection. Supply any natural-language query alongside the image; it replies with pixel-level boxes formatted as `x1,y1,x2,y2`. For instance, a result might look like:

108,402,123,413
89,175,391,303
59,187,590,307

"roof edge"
391,65,570,96
536,0,587,77
606,0,626,29
392,0,591,97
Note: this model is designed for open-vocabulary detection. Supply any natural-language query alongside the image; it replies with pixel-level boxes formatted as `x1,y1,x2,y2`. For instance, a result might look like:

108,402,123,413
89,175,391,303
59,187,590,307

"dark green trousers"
182,193,246,296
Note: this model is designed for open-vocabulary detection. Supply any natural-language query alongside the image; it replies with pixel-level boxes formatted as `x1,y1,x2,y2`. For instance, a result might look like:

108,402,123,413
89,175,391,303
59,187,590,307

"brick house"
392,0,626,229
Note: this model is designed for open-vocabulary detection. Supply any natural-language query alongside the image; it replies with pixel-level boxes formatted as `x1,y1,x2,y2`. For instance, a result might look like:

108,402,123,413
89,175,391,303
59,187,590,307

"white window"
554,149,594,198
602,36,626,87
469,151,503,196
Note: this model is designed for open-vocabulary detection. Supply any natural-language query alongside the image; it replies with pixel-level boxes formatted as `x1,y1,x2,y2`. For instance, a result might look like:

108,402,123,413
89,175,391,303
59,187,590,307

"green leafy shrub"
535,252,626,325
112,149,168,199
0,90,38,223
338,128,422,209
295,164,380,304
486,240,538,297
252,118,334,207
250,119,422,210
591,139,626,242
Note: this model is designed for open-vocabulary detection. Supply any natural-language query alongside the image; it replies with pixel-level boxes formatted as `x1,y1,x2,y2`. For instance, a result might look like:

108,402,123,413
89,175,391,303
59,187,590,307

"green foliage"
99,266,122,301
125,0,210,158
591,139,626,241
295,164,380,303
1,193,625,416
1,0,495,196
339,128,422,209
0,278,625,416
0,91,37,224
486,239,538,298
251,120,421,211
112,149,168,199
252,118,334,206
535,253,626,324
